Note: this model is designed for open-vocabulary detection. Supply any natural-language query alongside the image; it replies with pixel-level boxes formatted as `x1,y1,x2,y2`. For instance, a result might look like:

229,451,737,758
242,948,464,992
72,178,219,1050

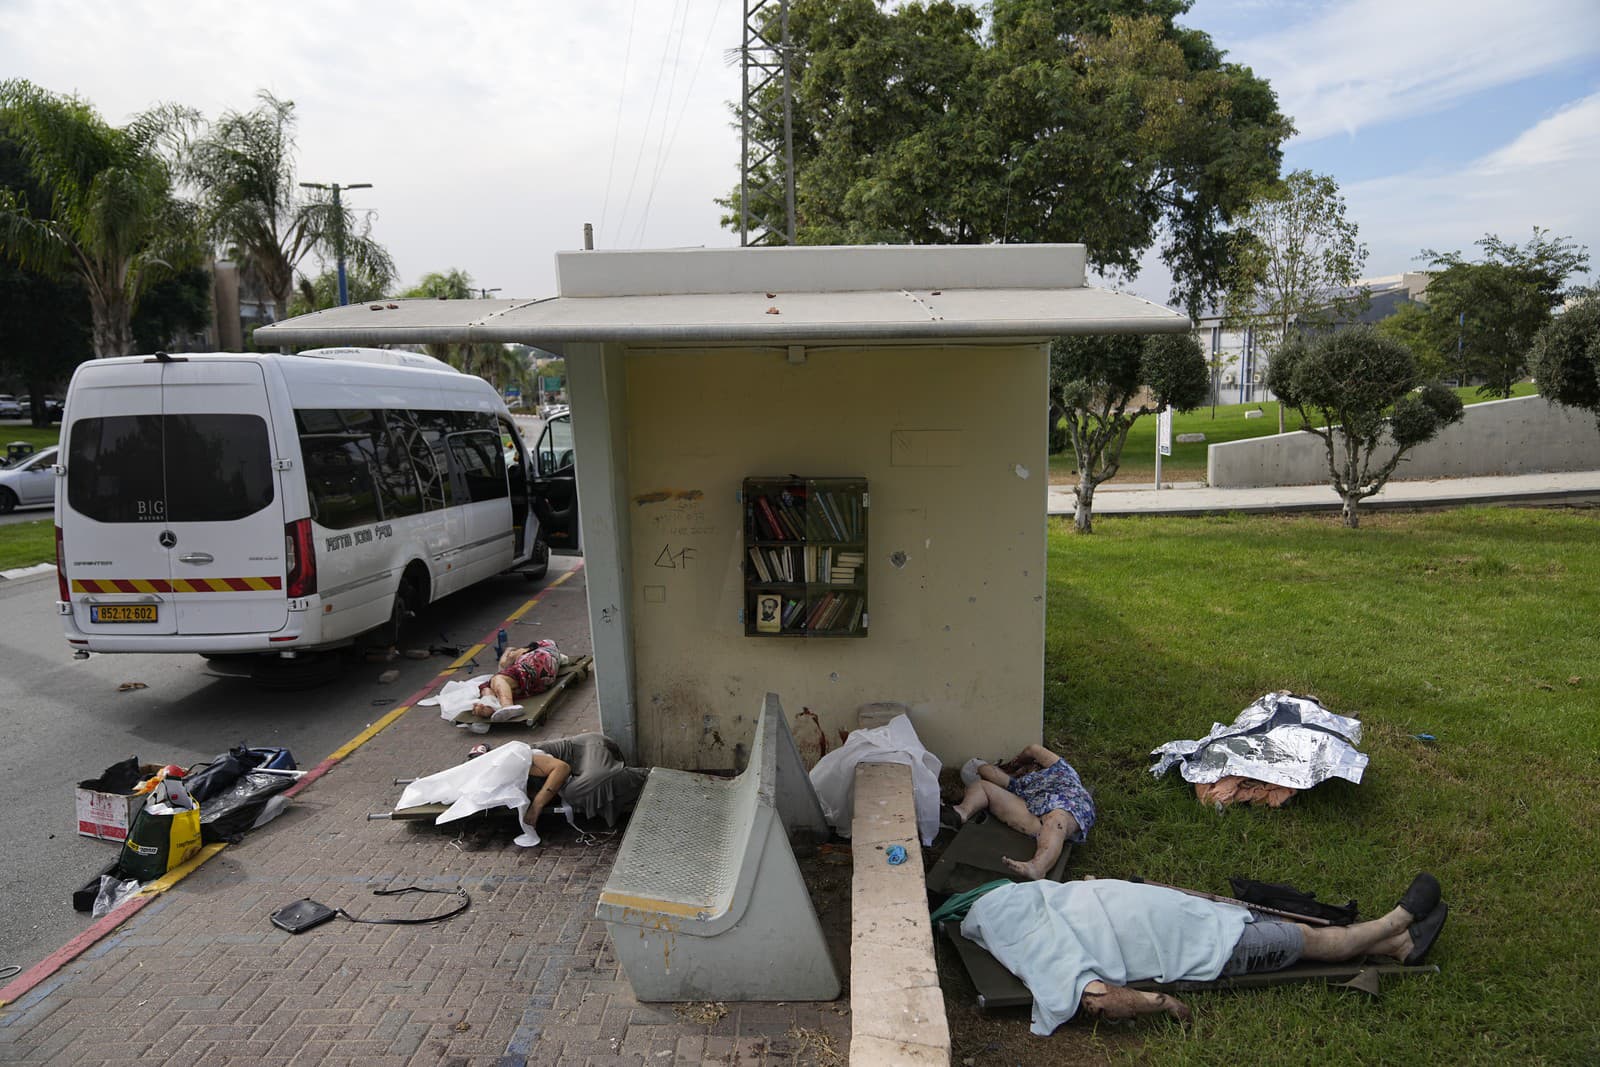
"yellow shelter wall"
624,344,1046,770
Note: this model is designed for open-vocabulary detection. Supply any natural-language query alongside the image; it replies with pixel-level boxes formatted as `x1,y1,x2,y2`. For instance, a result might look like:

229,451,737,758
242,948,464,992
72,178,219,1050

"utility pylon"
738,0,796,246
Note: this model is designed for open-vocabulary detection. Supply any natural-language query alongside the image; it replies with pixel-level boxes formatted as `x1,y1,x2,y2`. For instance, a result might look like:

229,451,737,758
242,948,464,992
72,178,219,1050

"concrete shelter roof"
255,244,1190,352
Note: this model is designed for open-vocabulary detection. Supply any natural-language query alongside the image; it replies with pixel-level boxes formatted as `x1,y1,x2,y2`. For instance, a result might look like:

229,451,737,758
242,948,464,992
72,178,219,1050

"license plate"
91,605,159,624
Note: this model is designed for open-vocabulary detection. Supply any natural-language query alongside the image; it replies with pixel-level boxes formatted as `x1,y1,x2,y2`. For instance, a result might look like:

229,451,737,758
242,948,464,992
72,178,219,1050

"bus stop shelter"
257,244,1188,769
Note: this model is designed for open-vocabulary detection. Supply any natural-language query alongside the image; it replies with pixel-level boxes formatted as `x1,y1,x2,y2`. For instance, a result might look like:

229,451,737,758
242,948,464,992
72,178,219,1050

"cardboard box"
75,765,158,841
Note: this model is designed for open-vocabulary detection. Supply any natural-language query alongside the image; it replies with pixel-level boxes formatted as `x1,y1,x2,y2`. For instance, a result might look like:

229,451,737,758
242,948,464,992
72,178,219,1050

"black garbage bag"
199,770,297,844
183,750,253,804
77,756,144,794
1229,876,1359,925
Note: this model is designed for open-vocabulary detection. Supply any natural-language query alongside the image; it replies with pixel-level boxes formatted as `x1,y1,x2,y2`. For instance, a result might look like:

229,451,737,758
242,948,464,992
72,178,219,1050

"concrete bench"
596,692,839,1001
850,761,951,1065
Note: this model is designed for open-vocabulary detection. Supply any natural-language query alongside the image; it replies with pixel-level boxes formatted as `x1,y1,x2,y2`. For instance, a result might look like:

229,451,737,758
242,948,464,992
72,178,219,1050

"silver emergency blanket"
1149,692,1368,790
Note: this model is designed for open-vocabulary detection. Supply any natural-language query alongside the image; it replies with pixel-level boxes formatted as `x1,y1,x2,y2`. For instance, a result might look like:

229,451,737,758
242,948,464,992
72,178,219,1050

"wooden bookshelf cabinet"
742,476,868,638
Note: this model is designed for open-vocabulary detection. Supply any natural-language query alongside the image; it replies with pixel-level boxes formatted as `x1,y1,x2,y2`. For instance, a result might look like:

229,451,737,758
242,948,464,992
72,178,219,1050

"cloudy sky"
2,0,1596,306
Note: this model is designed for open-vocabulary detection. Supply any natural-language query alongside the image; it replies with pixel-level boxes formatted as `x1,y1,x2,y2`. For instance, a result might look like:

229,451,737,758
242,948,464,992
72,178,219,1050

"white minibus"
55,347,552,662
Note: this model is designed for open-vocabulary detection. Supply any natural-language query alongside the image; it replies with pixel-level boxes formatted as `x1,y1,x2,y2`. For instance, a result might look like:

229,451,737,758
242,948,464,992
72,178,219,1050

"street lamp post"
299,180,372,306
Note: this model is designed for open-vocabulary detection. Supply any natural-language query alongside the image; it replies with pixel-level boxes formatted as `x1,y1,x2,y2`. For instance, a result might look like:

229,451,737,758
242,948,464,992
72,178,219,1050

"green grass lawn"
0,519,54,570
0,424,63,452
1016,506,1598,1064
1051,383,1541,486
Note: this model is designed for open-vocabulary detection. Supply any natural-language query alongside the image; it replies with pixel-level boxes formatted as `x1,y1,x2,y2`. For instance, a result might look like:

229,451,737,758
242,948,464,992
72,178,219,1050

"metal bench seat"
597,692,840,1001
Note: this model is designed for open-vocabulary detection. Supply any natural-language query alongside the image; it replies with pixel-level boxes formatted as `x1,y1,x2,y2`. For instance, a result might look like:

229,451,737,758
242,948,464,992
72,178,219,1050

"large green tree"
1222,169,1367,431
0,127,91,420
0,80,201,358
1054,330,1208,532
1419,229,1589,398
728,0,1291,316
187,91,394,323
1267,326,1463,528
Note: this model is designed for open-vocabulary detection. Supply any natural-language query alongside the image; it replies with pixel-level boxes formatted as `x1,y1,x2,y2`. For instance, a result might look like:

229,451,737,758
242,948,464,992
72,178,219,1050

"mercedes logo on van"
158,530,177,548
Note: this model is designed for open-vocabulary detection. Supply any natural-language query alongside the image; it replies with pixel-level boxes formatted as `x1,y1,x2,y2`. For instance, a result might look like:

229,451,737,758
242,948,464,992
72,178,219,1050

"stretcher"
939,882,1439,1009
926,811,1072,895
433,655,595,730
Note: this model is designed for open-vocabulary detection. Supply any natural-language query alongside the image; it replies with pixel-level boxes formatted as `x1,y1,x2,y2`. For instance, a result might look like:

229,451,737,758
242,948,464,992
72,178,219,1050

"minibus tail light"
56,525,69,601
285,519,317,597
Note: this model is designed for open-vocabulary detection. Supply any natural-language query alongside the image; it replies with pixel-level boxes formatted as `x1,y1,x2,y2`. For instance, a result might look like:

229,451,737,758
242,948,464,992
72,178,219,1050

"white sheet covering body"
420,674,525,725
807,713,942,845
961,879,1252,1035
395,741,544,846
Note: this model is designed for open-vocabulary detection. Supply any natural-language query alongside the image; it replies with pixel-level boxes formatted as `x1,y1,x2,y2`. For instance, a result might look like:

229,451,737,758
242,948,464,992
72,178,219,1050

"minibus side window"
346,409,423,520
297,411,380,529
446,431,508,502
385,409,451,511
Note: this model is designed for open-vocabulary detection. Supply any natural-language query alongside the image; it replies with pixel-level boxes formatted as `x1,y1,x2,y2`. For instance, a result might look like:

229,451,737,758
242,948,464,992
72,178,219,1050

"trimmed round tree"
1530,296,1600,428
1268,326,1464,528
1054,332,1209,533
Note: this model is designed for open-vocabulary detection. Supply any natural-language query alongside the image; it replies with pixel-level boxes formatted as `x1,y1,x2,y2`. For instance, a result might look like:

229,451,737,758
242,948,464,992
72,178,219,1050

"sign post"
1155,406,1172,490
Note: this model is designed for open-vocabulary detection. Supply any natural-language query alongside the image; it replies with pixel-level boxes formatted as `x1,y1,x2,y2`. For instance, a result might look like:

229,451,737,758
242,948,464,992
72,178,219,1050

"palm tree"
402,269,481,371
187,91,393,322
0,79,202,358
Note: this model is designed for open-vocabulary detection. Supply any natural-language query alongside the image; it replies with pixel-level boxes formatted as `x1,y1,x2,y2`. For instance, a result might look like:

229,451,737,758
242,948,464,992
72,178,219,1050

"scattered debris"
116,682,148,693
673,1001,729,1025
766,306,781,314
402,649,430,660
378,669,400,684
786,1024,841,1065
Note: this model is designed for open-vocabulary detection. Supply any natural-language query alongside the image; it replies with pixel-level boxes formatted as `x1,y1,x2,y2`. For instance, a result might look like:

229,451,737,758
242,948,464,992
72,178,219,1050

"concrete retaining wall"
1208,395,1600,488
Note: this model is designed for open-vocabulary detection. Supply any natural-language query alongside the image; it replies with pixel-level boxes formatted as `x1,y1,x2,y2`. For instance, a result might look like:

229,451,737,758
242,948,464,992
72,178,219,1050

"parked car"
0,445,58,513
0,394,21,418
44,397,64,421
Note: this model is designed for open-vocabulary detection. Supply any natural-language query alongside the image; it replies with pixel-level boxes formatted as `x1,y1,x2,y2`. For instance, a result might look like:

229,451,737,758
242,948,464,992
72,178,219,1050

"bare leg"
472,674,517,718
954,779,1036,830
1297,905,1415,962
1002,809,1078,881
950,765,1014,822
1081,981,1190,1025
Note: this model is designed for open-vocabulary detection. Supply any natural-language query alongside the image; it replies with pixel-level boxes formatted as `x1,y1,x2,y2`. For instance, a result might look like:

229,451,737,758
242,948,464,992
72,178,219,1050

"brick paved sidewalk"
0,569,851,1066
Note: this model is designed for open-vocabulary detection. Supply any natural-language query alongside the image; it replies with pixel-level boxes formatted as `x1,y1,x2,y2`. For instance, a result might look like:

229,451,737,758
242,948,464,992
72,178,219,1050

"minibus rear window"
68,414,274,523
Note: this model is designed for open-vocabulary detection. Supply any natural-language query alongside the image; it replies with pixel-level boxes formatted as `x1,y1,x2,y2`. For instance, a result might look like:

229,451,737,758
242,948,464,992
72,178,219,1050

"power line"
612,0,689,246
635,0,730,246
598,0,641,245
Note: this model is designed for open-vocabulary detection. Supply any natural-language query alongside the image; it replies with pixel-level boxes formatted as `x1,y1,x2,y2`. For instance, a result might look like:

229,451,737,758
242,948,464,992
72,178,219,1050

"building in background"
1193,272,1432,406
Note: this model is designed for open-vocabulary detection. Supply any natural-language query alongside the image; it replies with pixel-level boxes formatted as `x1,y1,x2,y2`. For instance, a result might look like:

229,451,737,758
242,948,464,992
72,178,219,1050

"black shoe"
1404,901,1448,965
1398,872,1441,919
939,803,967,830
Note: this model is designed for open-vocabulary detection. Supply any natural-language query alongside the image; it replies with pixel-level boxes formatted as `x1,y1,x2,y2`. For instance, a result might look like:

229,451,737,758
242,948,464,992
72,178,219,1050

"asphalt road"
0,558,576,974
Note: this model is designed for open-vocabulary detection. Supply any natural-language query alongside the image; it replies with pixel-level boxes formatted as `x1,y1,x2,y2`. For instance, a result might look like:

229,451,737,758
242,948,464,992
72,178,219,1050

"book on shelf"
755,593,783,633
781,598,804,629
846,597,865,632
755,495,790,540
830,568,857,583
748,547,771,583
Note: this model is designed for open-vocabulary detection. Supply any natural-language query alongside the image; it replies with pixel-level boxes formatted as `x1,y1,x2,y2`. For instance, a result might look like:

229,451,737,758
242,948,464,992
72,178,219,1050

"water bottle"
495,629,508,657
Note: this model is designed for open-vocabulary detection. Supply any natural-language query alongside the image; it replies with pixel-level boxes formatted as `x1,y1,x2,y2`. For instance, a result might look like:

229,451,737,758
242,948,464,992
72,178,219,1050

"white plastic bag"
808,714,942,845
91,874,141,917
396,741,542,846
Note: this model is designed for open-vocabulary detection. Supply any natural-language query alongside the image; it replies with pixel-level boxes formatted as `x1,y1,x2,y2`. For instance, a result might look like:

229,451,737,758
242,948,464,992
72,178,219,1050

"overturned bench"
596,692,839,1001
